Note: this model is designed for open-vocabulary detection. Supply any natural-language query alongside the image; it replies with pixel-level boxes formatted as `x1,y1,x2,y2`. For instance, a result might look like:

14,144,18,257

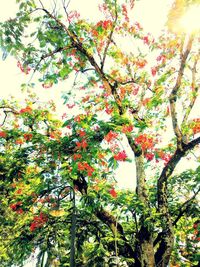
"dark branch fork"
0,106,19,126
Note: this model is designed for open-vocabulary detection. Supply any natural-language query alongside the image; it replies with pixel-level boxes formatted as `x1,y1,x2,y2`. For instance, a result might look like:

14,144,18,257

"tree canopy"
0,0,200,266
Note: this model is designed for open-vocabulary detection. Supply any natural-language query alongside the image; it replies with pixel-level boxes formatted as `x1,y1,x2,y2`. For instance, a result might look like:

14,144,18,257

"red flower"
114,150,127,161
102,20,112,30
135,134,154,151
143,36,149,45
77,162,85,171
19,106,32,114
24,133,33,141
105,106,114,114
10,201,22,211
142,98,151,106
91,29,98,37
77,161,95,176
145,153,154,161
16,208,24,214
74,115,83,123
76,140,88,149
192,118,200,134
109,188,117,198
193,223,198,229
87,166,95,177
151,67,157,76
15,138,24,145
132,86,139,95
0,131,7,138
68,10,80,23
73,154,82,161
78,130,86,137
156,54,166,64
156,150,171,165
66,103,75,109
30,222,38,232
122,125,133,133
104,131,118,142
136,60,147,69
16,188,23,195
30,212,48,232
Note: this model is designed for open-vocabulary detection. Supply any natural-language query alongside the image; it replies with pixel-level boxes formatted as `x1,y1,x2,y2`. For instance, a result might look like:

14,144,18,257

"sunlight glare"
180,5,200,33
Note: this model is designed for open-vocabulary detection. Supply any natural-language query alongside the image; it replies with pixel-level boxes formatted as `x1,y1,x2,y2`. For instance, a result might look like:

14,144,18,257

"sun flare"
180,5,200,33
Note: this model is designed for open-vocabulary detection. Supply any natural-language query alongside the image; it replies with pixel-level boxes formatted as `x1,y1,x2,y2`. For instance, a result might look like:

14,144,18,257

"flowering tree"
0,0,200,266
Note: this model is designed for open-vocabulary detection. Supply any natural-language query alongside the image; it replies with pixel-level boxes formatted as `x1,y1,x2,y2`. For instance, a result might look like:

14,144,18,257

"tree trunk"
135,155,156,267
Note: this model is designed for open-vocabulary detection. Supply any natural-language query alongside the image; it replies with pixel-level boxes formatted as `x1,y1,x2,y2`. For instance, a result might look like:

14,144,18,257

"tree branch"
181,56,199,127
156,135,200,265
101,0,118,71
169,35,194,146
173,187,200,226
154,187,200,247
0,106,19,126
36,7,113,94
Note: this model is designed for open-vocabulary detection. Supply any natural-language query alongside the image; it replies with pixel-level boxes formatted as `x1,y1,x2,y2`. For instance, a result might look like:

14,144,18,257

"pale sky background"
0,1,199,265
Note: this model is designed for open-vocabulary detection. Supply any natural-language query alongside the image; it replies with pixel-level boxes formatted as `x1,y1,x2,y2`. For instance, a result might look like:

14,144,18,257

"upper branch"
101,0,118,71
169,35,194,145
157,135,200,209
37,7,113,94
181,56,199,127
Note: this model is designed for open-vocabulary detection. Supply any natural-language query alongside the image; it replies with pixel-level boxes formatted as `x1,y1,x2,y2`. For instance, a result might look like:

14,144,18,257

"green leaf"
59,66,70,78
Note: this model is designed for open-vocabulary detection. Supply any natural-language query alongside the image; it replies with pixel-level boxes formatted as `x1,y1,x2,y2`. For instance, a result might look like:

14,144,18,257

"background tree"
0,0,199,266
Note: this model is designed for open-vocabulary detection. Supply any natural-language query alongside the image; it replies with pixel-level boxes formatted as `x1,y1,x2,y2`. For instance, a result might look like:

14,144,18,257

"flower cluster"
73,153,82,161
78,130,86,137
151,67,157,76
15,138,24,145
0,131,7,138
145,152,154,161
96,20,112,30
10,201,23,214
19,106,32,114
66,103,75,109
109,188,117,198
192,118,200,134
30,212,48,232
155,150,172,165
104,131,118,143
77,162,95,177
76,139,88,149
121,125,134,133
113,150,127,161
135,134,154,151
24,133,33,141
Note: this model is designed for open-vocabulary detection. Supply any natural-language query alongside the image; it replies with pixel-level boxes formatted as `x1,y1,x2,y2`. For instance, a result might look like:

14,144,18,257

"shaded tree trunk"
135,155,156,267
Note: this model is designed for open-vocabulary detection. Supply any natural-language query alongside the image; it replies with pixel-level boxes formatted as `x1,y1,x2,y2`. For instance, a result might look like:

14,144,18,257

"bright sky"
0,1,199,266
